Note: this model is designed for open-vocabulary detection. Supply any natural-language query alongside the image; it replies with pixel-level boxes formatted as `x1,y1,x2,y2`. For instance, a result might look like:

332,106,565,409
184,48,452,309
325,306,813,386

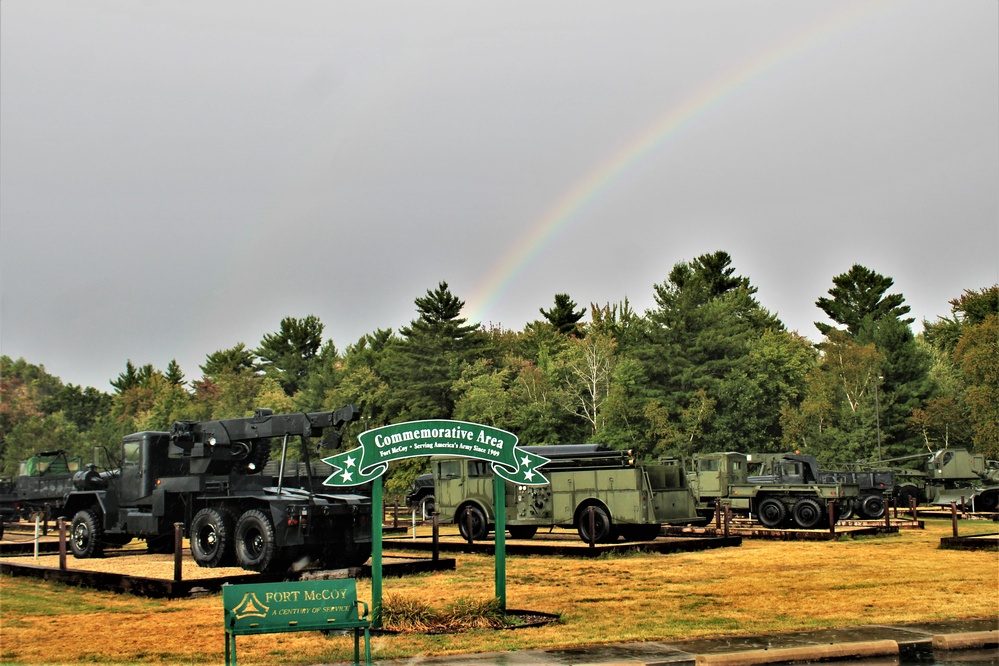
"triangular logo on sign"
233,592,269,620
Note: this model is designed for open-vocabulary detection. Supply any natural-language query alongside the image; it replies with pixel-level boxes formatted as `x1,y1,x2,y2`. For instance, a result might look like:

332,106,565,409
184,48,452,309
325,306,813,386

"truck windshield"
123,442,140,467
438,461,460,480
468,461,490,478
699,459,719,472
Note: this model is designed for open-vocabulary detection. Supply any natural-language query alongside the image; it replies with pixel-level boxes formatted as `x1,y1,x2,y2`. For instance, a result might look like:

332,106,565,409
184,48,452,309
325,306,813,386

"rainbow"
464,0,900,325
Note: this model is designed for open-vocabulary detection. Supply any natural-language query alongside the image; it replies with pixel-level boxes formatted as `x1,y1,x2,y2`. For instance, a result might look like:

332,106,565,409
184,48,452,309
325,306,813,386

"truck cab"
688,452,747,506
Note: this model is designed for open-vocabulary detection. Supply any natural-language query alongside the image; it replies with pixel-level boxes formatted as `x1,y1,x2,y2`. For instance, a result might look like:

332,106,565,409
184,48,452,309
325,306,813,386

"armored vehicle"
62,407,372,573
872,448,999,512
432,444,701,544
689,452,859,529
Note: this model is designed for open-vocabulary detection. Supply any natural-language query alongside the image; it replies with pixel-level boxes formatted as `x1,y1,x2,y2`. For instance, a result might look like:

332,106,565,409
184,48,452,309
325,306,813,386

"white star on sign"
344,455,357,469
341,470,353,482
524,470,535,481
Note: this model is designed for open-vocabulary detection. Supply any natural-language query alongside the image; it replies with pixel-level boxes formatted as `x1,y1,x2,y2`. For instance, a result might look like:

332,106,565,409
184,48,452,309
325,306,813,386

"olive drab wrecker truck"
431,444,702,544
688,452,859,529
62,407,372,573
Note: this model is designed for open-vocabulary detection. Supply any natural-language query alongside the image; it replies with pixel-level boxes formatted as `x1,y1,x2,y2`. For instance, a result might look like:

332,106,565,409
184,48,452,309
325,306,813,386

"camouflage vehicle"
689,452,859,529
61,407,372,573
871,448,999,512
432,444,701,543
746,453,891,520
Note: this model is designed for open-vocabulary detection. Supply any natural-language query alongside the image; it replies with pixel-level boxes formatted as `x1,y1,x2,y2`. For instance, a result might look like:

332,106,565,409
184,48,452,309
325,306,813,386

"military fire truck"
62,407,372,573
430,444,702,543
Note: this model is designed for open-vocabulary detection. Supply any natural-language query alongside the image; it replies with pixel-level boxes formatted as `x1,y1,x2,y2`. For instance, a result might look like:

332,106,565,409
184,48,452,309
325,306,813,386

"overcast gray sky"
2,1,997,392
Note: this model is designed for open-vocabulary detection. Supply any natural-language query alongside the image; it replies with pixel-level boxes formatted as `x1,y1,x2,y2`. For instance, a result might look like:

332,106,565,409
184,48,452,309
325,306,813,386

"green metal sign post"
322,420,548,627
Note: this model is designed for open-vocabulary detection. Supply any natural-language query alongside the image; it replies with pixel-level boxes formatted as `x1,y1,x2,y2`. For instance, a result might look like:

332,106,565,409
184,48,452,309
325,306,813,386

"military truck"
405,473,435,517
870,448,999,512
689,452,859,529
62,407,372,573
0,449,83,525
431,444,701,544
746,453,891,520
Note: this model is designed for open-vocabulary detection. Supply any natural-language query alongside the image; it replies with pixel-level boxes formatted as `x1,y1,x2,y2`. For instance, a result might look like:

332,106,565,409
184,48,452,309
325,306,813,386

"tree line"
2,250,996,494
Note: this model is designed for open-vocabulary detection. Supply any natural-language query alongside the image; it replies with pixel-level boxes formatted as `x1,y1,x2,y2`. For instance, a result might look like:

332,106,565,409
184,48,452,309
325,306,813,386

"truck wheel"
234,509,278,572
836,500,854,521
69,508,104,558
897,486,920,508
508,525,538,539
860,495,886,519
976,490,998,512
756,498,786,528
421,496,436,518
191,508,235,567
576,505,615,544
791,498,823,529
457,505,488,541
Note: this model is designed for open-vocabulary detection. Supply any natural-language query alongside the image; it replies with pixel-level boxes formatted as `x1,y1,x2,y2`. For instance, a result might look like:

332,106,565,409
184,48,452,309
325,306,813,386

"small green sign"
321,420,549,487
223,579,361,634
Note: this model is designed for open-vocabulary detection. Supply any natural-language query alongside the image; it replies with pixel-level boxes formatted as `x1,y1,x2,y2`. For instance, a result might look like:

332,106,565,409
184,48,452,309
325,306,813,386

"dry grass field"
1,518,996,665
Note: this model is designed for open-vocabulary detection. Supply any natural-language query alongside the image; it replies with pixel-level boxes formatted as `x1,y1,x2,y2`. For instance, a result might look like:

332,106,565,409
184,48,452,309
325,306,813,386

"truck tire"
457,504,488,542
976,490,998,512
191,507,235,567
897,486,920,509
420,496,436,519
791,497,823,529
836,500,854,520
756,497,786,528
860,495,886,519
508,525,538,539
234,509,279,572
576,505,615,544
69,508,104,558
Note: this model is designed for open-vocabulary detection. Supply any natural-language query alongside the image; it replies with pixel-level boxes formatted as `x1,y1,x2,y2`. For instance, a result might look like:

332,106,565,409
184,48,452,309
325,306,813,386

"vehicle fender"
62,491,110,521
454,498,493,524
572,498,612,525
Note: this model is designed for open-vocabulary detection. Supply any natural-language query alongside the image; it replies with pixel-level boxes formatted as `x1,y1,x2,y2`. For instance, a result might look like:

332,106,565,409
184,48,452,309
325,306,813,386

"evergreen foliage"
539,293,586,336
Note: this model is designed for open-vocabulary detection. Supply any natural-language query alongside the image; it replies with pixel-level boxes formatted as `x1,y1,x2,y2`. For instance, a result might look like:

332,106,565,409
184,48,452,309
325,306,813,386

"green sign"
223,579,362,634
321,420,549,487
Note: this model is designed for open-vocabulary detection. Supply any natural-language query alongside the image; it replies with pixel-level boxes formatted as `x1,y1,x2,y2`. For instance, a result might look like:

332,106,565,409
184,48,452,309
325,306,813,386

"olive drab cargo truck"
0,449,83,525
745,452,891,520
689,452,859,529
60,407,372,573
432,444,701,543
